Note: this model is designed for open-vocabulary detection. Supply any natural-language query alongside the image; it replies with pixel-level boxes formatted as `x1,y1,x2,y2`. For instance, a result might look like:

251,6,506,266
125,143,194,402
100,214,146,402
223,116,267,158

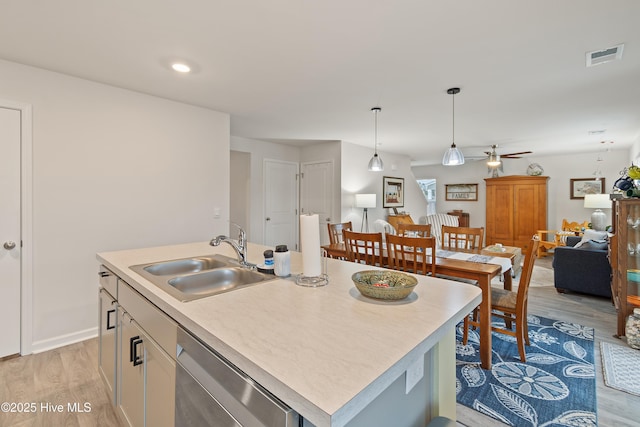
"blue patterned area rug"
455,314,597,427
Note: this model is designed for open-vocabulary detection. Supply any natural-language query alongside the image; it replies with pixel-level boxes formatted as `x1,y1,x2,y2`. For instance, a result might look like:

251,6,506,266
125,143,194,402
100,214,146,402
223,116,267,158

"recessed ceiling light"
171,63,191,73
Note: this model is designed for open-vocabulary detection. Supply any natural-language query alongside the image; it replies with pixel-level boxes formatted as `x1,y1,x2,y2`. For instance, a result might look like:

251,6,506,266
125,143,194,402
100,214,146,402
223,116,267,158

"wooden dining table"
321,242,513,370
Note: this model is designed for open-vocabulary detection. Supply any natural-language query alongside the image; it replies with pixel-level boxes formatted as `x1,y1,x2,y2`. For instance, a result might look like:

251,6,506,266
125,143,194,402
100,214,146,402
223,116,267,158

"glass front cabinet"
613,198,640,337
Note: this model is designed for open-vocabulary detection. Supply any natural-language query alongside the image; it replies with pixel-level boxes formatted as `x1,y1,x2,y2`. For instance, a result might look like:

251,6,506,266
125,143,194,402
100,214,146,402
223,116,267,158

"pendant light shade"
442,88,465,166
368,107,384,171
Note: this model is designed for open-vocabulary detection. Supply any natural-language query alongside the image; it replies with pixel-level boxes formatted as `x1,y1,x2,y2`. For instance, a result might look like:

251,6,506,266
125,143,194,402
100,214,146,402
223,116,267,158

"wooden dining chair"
397,223,432,238
327,221,352,244
536,229,557,258
424,213,459,246
441,225,484,250
555,219,590,247
343,230,384,267
462,235,540,363
386,234,436,276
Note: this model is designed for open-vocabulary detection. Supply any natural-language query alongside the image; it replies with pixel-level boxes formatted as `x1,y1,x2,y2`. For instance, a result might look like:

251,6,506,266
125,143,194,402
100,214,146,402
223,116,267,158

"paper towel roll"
300,214,322,276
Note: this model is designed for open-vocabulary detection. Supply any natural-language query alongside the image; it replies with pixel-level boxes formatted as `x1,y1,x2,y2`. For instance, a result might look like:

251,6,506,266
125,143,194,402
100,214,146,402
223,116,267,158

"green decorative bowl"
351,270,418,300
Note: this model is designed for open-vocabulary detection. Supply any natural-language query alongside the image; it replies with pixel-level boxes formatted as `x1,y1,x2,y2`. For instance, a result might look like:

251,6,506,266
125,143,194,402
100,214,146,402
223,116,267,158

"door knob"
266,217,271,221
3,241,16,250
326,218,331,222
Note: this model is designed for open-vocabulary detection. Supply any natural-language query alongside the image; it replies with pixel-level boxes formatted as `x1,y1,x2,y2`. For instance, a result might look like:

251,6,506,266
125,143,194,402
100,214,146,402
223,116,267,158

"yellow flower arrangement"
629,165,640,179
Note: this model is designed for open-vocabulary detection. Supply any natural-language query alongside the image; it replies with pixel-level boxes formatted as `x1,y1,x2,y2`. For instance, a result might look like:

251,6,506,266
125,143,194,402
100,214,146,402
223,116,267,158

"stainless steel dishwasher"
175,327,300,427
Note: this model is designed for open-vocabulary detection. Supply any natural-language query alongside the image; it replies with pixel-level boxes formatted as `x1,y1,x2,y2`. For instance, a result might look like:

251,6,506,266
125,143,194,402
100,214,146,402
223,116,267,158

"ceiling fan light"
442,143,465,166
368,153,384,171
487,152,501,166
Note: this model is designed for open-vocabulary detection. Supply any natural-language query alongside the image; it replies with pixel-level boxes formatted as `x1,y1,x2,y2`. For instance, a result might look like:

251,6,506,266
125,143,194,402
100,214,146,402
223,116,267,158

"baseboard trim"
30,327,98,354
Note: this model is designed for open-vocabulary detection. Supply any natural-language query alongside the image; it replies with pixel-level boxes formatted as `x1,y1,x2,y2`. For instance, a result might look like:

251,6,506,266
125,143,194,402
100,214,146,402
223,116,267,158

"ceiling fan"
477,145,533,177
484,145,533,165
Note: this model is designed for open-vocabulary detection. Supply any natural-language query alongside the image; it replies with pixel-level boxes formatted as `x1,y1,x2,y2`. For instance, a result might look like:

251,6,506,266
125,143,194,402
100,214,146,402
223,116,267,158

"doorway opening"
417,179,437,216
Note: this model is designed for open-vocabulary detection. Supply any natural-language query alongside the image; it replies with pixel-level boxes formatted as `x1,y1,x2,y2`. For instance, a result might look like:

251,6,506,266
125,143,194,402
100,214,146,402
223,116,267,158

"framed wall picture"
445,183,478,201
570,178,606,199
383,176,404,208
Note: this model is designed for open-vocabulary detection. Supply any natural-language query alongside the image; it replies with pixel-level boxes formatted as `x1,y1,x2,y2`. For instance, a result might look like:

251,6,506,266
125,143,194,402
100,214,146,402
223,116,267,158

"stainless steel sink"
168,268,269,297
130,254,275,302
142,256,228,276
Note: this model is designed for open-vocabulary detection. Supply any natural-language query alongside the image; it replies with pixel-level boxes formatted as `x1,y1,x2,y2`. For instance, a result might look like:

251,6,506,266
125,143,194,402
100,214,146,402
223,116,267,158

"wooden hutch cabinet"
612,198,640,337
485,175,548,250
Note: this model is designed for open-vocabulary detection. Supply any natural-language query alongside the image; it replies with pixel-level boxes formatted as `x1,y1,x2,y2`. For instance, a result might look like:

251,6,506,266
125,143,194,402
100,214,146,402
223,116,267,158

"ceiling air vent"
586,44,624,67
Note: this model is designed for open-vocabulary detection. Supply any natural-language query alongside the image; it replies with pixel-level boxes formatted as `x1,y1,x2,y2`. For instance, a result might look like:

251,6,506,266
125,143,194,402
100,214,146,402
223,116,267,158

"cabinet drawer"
99,265,118,297
119,280,177,358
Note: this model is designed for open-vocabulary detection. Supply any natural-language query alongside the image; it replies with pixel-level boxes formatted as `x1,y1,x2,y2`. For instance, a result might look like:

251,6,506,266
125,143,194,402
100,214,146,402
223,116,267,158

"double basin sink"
130,254,275,302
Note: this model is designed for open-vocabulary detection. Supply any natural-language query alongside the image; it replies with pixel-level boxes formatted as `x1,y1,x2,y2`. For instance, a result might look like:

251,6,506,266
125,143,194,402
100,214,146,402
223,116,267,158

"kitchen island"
97,241,481,427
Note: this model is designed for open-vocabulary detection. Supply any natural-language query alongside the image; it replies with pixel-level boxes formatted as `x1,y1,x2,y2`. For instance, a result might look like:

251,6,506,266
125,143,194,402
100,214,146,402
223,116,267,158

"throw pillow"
578,240,608,251
574,229,608,248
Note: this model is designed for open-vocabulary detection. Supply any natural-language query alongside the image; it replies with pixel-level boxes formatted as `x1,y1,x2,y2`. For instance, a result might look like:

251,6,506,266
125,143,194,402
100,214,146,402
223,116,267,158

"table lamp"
584,193,611,231
355,194,376,232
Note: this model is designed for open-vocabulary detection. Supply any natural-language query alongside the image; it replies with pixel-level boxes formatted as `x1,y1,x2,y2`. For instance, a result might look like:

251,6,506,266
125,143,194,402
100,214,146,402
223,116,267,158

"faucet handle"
230,222,246,244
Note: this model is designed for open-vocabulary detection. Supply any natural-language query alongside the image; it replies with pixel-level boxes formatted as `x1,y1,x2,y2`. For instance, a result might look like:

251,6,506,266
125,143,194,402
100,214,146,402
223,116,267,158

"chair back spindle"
343,230,385,267
397,223,432,238
441,225,484,250
386,234,436,276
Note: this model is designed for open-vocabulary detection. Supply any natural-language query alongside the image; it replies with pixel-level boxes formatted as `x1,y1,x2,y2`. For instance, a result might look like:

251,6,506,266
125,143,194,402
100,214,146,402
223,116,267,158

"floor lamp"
584,193,611,231
355,194,376,232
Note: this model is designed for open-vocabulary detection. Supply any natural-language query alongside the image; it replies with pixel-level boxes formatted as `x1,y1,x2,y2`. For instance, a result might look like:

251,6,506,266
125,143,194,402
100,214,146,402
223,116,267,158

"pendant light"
442,87,465,166
367,107,384,171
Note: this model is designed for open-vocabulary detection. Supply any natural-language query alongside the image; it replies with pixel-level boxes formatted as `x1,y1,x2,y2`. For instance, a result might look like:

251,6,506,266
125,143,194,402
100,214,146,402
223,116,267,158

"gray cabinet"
98,288,118,405
98,265,176,427
119,311,146,427
98,266,119,406
117,282,176,427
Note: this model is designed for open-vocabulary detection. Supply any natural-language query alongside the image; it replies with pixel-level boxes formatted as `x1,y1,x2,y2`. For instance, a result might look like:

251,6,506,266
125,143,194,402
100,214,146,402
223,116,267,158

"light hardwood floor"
2,257,639,427
0,338,120,427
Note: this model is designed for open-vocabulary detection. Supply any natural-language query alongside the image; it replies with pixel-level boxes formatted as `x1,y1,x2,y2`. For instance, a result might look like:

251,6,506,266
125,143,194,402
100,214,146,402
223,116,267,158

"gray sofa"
553,236,612,298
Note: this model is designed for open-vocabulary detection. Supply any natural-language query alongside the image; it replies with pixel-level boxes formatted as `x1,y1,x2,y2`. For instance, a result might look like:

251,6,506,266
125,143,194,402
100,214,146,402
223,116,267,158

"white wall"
0,60,230,352
230,151,251,235
632,136,640,164
412,149,630,231
341,142,428,230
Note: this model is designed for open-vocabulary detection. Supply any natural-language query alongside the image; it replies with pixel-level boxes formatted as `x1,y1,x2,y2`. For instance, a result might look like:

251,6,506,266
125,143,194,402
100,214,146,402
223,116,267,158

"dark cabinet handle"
106,309,116,330
130,336,144,366
129,335,140,363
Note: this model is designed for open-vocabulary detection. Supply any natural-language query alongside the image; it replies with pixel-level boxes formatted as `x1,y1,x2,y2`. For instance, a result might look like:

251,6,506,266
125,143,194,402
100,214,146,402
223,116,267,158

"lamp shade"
442,143,465,166
355,193,376,209
367,154,384,171
584,194,611,209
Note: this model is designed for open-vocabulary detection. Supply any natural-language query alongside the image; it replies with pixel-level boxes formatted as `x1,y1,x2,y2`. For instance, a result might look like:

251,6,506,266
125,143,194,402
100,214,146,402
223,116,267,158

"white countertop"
97,241,481,427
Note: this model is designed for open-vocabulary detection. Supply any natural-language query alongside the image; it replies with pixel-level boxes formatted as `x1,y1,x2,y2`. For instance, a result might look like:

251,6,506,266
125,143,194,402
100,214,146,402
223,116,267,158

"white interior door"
301,161,334,246
0,107,21,358
264,160,299,250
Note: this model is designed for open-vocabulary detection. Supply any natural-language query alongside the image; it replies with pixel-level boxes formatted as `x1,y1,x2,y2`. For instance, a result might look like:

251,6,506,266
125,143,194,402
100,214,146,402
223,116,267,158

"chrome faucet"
210,223,255,268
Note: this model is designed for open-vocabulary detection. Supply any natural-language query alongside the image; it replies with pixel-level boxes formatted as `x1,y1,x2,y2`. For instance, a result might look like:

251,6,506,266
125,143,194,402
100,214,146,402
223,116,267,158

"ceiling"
2,1,639,165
